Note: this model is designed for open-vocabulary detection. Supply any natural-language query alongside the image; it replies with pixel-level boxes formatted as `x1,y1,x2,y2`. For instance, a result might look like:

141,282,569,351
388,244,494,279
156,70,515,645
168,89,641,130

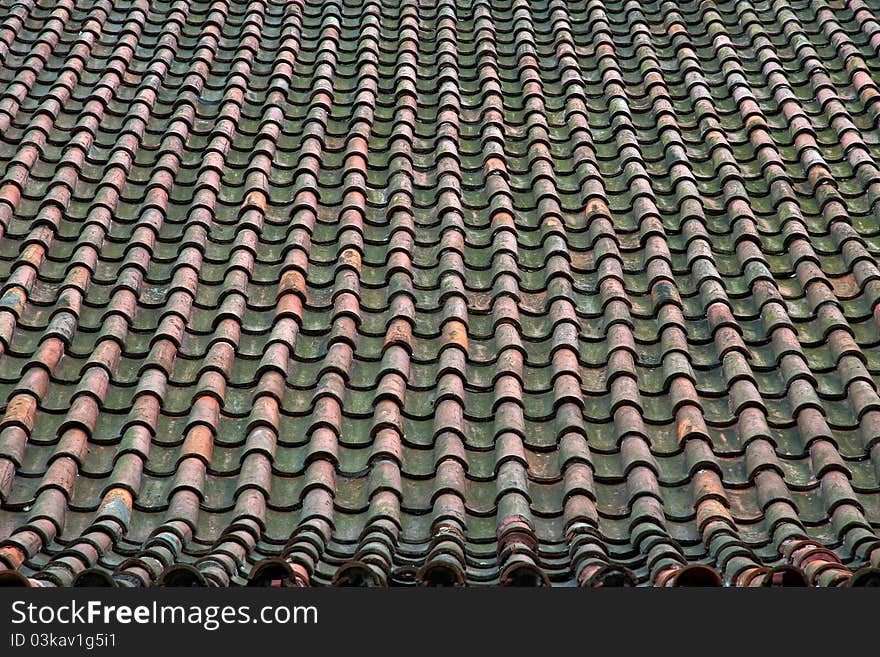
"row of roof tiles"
0,0,879,586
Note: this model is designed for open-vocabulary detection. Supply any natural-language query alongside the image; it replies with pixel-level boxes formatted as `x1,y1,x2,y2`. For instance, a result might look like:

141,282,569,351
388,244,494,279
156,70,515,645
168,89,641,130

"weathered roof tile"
1,0,880,588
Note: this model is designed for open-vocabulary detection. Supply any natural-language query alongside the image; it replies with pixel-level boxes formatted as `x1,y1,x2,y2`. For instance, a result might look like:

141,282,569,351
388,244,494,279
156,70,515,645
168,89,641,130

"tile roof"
0,0,880,588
